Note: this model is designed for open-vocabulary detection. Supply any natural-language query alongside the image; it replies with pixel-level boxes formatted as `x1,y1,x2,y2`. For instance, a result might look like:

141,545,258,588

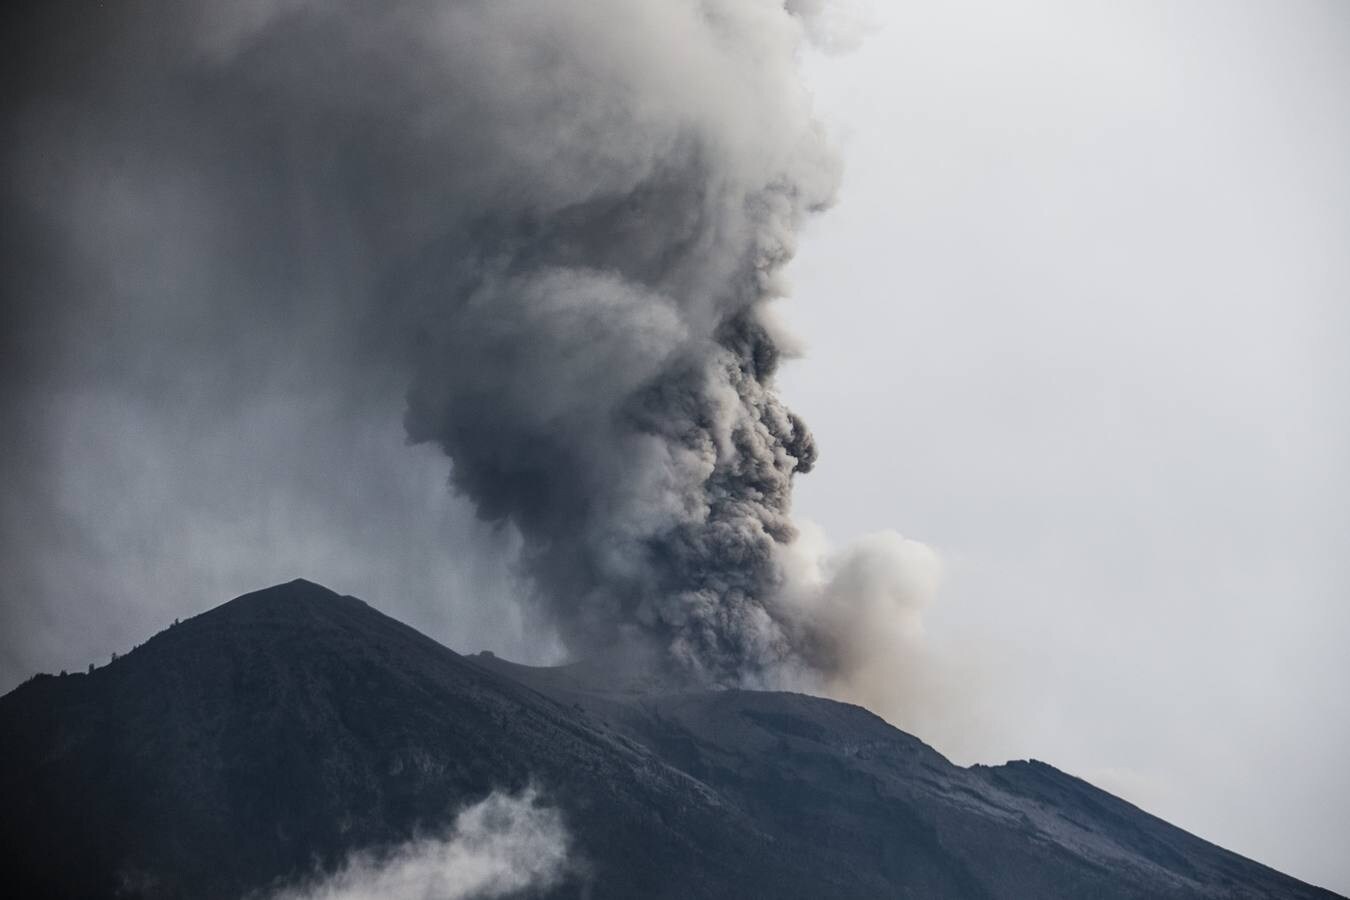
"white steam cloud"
268,789,570,900
775,524,958,728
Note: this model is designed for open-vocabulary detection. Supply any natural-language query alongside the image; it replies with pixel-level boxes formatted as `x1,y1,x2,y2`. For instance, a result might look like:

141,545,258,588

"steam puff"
268,789,570,900
778,525,947,723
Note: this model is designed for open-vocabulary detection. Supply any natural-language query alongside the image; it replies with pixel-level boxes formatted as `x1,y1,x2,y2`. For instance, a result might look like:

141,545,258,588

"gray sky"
783,0,1349,892
1,0,1345,893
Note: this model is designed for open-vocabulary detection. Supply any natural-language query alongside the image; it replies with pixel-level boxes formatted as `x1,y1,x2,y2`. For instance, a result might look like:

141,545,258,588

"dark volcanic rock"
0,580,1340,899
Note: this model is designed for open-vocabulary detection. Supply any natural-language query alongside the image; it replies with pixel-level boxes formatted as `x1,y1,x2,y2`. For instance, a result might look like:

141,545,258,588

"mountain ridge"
2,579,1341,899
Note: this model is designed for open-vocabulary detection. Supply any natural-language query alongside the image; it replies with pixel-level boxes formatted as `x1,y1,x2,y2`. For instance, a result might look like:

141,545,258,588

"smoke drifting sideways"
1,0,935,696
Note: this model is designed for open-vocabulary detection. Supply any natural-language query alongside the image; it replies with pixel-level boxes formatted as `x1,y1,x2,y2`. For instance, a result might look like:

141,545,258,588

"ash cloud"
267,788,571,900
1,0,935,693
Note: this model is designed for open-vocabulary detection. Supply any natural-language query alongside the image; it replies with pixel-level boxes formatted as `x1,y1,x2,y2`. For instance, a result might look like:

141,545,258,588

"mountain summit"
1,580,1339,899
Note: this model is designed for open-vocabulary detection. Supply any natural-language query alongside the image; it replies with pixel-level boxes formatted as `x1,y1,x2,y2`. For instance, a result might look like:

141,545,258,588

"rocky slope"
0,580,1339,899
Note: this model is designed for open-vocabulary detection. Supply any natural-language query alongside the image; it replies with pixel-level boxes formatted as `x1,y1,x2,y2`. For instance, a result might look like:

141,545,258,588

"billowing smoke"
268,788,572,900
376,0,840,684
2,0,934,690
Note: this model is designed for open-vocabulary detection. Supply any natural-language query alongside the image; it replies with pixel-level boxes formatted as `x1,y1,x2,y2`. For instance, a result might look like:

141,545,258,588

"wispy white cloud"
269,788,570,900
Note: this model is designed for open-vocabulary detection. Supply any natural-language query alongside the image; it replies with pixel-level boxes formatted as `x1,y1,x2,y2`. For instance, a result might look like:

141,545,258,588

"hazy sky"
1,0,1345,893
783,0,1349,892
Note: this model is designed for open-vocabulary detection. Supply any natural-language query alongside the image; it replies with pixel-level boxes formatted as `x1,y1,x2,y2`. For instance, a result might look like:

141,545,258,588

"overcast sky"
1,0,1345,893
783,0,1349,892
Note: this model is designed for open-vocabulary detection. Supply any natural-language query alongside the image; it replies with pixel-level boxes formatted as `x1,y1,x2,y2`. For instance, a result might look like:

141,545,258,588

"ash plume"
2,0,933,689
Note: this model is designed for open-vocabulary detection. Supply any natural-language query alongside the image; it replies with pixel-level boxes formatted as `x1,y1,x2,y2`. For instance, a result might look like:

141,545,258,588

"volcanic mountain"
0,580,1339,899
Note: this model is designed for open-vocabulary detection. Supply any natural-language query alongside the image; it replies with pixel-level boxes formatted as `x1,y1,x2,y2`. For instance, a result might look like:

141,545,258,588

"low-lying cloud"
268,788,571,900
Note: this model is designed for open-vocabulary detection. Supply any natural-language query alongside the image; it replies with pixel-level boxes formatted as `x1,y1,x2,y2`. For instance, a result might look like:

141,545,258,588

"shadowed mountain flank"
1,580,1340,899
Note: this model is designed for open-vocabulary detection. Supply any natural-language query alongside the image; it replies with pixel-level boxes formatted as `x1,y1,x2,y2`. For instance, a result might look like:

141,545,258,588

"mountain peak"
2,583,1341,899
182,578,368,630
218,577,345,607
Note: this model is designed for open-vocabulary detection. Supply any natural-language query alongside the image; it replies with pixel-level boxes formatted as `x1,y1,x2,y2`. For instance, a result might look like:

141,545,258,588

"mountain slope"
0,580,1339,899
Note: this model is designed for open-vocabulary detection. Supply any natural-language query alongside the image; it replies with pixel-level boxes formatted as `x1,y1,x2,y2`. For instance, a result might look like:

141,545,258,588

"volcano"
0,579,1338,899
